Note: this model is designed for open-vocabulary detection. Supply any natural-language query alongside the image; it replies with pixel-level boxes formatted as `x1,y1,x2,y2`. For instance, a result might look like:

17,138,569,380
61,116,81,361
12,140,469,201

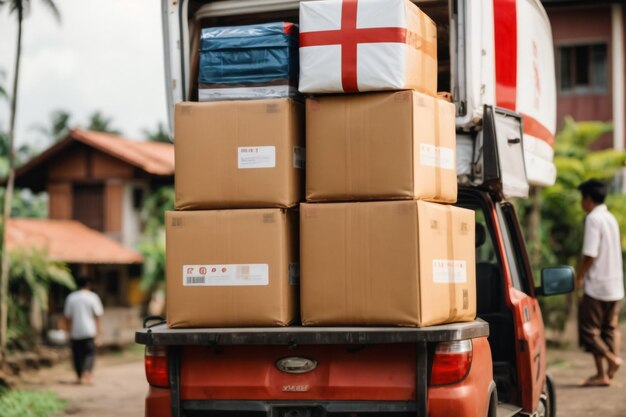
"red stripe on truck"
493,0,518,111
522,114,555,145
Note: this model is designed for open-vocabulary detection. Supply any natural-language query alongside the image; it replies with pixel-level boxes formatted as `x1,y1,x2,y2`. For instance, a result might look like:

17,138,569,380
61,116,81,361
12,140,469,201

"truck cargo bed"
135,320,489,346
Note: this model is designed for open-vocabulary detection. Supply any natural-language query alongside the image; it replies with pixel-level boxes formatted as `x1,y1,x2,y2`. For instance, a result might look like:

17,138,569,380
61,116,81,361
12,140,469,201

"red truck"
137,1,575,416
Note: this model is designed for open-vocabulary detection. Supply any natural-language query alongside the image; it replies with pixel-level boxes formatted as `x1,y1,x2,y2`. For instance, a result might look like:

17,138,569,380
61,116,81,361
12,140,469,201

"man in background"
576,179,624,387
64,277,104,385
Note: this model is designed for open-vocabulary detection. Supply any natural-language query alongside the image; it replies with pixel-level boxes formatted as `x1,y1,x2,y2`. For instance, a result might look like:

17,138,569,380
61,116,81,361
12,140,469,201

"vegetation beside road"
0,388,66,417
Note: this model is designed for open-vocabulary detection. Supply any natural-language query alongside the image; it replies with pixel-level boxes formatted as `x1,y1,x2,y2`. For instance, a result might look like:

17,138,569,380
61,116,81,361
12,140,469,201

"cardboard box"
175,99,304,210
306,91,457,203
299,0,437,94
166,209,298,327
300,201,475,327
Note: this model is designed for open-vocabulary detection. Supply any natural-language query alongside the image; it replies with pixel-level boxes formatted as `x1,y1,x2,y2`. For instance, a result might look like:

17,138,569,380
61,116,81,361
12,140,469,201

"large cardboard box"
299,0,437,94
300,201,475,327
175,99,304,210
306,91,457,203
166,209,298,327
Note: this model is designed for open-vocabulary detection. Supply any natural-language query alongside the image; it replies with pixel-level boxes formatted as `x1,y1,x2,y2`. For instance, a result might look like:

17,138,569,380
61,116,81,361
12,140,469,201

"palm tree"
143,122,171,143
87,111,121,135
33,109,72,143
0,0,61,358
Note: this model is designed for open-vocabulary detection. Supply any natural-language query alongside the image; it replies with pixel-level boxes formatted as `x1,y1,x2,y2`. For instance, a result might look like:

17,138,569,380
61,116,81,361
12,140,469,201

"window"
558,43,608,94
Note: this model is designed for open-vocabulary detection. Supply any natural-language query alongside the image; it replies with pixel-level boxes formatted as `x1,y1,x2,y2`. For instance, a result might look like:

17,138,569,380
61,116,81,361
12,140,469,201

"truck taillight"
145,345,169,387
430,340,472,386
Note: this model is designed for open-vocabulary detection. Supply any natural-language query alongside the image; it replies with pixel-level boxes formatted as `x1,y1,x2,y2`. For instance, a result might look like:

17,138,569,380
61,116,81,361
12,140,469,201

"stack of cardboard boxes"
166,0,476,329
299,0,476,327
166,23,302,327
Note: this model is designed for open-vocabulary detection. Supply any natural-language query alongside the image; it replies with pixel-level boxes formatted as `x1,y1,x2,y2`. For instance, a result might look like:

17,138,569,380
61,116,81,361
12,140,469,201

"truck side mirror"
537,266,575,296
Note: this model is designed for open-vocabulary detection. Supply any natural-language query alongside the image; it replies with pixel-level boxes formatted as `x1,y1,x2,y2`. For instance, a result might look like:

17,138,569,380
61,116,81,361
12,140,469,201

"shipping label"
293,146,306,169
183,264,269,286
432,260,467,283
419,144,454,170
238,146,276,169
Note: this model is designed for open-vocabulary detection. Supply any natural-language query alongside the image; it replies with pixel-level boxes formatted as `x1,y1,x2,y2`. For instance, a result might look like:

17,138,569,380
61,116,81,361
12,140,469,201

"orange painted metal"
428,337,493,417
179,344,416,401
145,386,172,417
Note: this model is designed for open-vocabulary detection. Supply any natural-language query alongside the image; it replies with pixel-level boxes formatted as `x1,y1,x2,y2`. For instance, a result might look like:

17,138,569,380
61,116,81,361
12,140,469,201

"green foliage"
142,186,174,237
87,111,121,135
0,188,47,218
4,247,74,348
9,247,75,293
0,389,66,417
143,122,171,143
138,186,174,292
6,295,33,349
139,231,166,292
33,109,72,143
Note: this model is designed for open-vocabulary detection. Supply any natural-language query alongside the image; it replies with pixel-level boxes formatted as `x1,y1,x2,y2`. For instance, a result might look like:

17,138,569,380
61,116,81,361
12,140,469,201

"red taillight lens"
430,340,473,386
145,345,170,387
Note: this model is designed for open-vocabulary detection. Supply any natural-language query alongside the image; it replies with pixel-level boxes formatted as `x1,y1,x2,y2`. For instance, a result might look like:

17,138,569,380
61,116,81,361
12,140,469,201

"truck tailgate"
138,322,488,417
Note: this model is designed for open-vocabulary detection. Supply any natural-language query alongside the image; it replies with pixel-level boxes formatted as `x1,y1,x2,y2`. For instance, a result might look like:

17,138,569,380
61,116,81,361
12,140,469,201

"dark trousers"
578,294,621,357
71,338,95,378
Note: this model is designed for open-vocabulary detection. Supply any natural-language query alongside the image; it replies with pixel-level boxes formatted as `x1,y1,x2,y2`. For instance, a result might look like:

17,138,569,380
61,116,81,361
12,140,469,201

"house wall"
548,5,614,149
48,183,73,220
44,144,148,245
105,180,124,240
122,181,149,249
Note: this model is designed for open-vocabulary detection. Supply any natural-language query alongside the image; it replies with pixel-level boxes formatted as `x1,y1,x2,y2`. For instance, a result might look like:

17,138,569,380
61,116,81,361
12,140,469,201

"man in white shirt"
64,277,104,385
576,179,624,387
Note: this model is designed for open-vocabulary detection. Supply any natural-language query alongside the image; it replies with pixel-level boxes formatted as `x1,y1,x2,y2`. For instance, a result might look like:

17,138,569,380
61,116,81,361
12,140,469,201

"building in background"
7,129,174,344
542,0,625,152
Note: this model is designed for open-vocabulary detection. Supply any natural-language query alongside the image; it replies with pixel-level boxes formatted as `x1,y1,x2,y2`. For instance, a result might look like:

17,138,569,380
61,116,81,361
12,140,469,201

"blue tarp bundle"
198,22,299,101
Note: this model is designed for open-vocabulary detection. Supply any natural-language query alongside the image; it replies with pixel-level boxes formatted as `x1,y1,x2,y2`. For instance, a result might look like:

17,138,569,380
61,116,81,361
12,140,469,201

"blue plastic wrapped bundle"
198,22,299,101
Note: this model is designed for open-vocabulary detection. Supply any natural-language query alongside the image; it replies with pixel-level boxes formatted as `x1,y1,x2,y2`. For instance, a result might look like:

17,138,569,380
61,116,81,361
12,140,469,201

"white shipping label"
432,260,468,283
420,144,455,170
238,146,276,169
293,146,306,169
183,264,269,286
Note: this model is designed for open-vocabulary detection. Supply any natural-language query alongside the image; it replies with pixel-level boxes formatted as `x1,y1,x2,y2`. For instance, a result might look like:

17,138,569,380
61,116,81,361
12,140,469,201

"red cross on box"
299,0,437,94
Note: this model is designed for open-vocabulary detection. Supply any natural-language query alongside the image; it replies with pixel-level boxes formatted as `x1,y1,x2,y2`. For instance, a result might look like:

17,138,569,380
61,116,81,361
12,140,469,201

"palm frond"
39,0,60,23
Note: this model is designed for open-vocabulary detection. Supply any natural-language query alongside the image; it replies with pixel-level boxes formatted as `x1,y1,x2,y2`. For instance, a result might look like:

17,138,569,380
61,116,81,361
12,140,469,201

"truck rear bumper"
146,387,172,417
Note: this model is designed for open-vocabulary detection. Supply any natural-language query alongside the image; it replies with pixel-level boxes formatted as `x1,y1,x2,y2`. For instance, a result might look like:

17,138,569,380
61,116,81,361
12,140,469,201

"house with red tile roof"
7,129,174,344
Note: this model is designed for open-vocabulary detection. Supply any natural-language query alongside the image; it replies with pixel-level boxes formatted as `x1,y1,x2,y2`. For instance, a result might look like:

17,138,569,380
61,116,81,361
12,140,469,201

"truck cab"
140,1,575,416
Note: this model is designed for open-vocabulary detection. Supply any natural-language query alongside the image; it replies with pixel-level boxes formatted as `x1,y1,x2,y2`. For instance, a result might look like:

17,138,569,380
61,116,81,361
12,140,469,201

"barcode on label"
186,276,206,285
236,265,250,275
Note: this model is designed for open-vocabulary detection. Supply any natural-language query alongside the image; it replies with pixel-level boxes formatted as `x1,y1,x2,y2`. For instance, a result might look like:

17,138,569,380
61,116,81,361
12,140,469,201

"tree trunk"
0,10,23,360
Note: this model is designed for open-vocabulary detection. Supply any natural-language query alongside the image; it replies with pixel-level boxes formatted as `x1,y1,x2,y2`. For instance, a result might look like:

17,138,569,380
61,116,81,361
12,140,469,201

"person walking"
576,179,624,387
64,277,104,385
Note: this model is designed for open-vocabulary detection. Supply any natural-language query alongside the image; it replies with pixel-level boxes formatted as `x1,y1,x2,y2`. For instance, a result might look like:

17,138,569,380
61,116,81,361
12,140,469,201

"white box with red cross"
299,0,438,95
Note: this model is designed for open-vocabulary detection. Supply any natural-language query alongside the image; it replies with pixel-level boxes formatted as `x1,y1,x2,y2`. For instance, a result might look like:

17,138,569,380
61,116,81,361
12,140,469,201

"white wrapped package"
299,0,437,94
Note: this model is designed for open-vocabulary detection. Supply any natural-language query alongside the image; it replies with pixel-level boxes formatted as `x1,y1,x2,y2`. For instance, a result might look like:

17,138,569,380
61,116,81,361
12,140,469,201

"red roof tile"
6,218,143,264
71,129,174,175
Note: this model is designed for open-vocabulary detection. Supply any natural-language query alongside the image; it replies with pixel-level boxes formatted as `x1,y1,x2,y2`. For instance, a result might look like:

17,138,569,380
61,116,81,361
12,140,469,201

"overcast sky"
0,0,167,150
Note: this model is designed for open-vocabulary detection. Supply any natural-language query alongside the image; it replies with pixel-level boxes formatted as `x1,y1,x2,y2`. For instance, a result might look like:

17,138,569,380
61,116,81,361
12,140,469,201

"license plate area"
272,406,323,417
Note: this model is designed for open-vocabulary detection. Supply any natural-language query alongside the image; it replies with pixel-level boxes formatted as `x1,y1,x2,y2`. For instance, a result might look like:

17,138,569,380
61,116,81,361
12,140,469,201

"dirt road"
17,349,145,417
547,324,626,417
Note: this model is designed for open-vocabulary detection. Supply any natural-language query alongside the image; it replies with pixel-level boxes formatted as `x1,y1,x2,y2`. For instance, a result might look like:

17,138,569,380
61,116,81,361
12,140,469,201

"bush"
0,389,66,417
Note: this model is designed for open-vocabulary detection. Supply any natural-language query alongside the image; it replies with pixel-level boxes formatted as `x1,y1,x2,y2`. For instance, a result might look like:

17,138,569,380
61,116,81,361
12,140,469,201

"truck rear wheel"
539,374,556,417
